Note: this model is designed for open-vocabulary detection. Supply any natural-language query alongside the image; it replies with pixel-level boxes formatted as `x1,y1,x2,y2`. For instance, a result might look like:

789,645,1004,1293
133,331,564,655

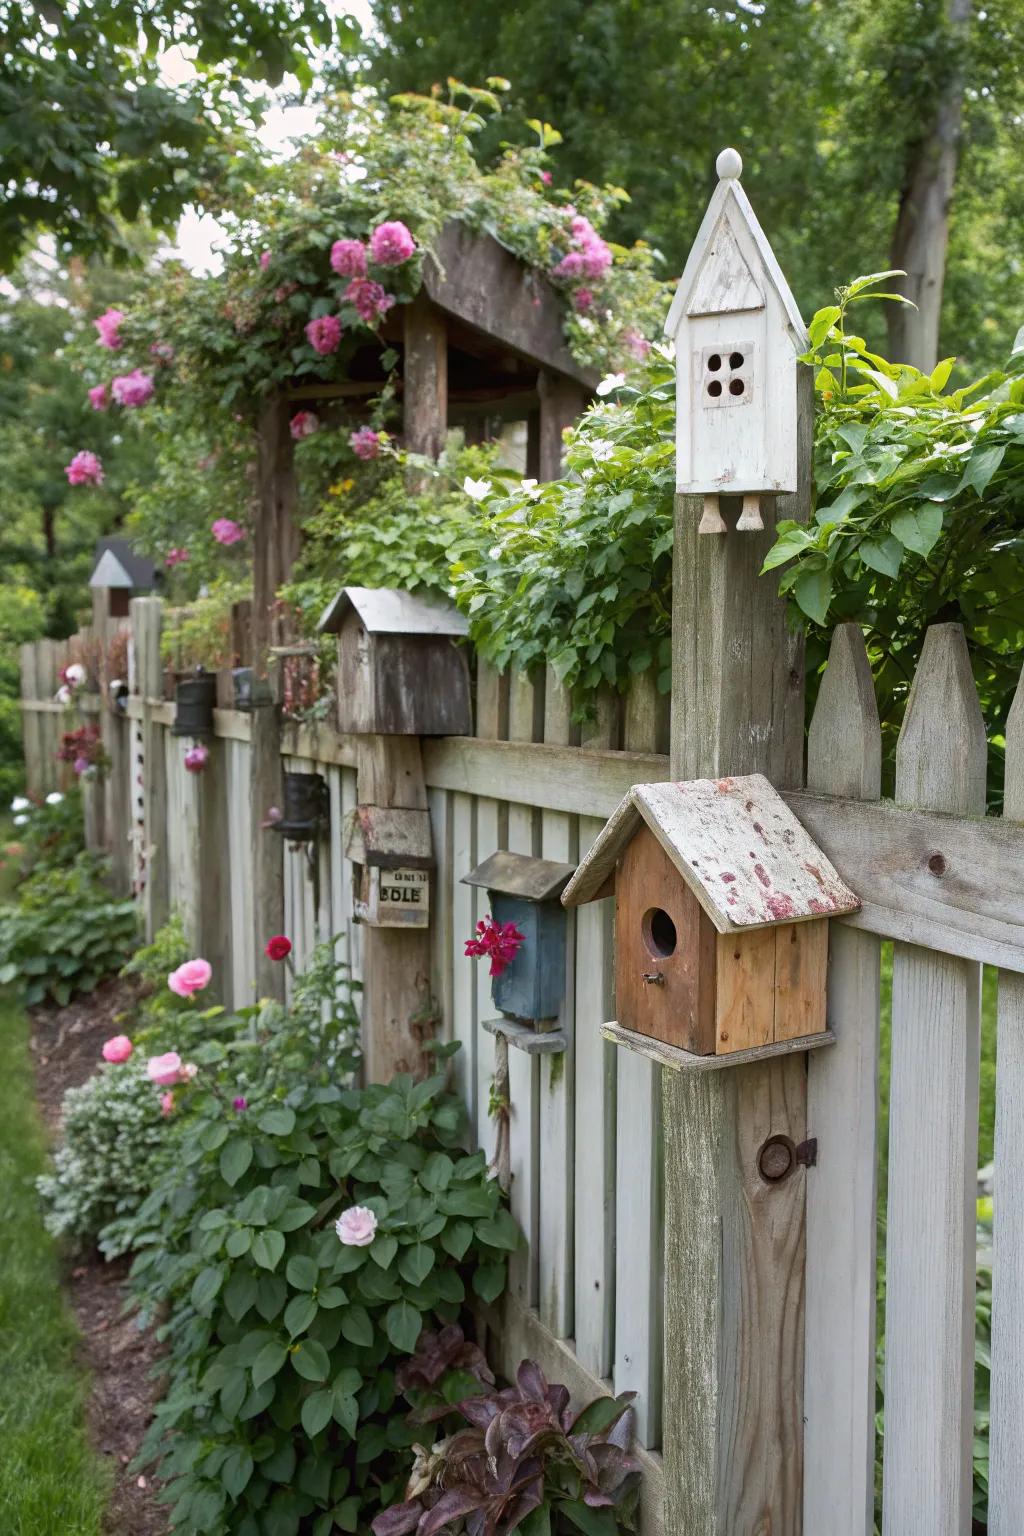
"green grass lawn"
0,996,109,1536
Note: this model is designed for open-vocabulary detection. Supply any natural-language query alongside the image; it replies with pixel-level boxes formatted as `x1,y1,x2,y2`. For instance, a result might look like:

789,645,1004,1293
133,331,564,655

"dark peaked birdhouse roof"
89,537,156,590
561,774,860,933
462,851,576,903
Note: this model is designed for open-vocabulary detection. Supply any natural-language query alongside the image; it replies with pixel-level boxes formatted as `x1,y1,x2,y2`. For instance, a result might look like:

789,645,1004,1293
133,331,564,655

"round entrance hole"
729,378,745,396
707,379,723,398
642,907,677,959
707,353,722,371
729,350,745,369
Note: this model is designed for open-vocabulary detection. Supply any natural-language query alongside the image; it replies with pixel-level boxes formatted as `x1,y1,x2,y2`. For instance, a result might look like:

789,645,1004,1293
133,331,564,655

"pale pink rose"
330,238,367,278
160,1091,175,1117
260,249,272,270
305,314,342,355
211,517,245,546
65,450,104,487
94,307,124,349
88,384,108,411
167,958,213,997
350,426,384,460
289,410,319,440
111,369,155,408
147,1051,183,1086
335,1205,378,1247
102,1035,133,1063
344,277,395,324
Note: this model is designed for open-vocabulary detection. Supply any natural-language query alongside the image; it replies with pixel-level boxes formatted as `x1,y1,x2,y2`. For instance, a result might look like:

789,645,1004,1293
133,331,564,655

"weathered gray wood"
483,1017,567,1053
131,600,168,939
254,394,299,665
356,735,434,1083
102,702,132,894
662,365,812,1533
422,222,596,390
538,370,589,481
250,698,286,1003
575,687,618,1382
803,623,881,1536
19,642,43,795
422,737,667,816
404,290,448,463
989,664,1024,1536
604,1020,834,1070
883,624,985,1536
613,674,663,1444
539,668,575,1340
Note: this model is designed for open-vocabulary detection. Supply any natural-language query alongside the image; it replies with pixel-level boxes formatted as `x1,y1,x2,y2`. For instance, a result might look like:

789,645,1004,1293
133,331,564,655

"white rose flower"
45,792,63,805
596,372,625,396
10,796,29,812
463,476,492,502
55,685,72,705
64,663,87,686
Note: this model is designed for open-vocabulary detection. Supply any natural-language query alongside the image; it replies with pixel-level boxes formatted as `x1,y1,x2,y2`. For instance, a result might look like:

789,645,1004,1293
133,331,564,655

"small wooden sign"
355,865,430,928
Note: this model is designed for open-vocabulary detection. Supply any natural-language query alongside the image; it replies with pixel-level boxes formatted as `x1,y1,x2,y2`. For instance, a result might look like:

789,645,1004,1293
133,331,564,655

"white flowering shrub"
37,1057,175,1256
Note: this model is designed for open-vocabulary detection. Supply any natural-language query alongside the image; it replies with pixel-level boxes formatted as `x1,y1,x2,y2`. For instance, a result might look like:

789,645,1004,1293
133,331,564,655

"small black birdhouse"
172,669,216,738
318,586,472,736
344,805,433,929
231,667,272,712
462,851,576,1024
275,770,329,842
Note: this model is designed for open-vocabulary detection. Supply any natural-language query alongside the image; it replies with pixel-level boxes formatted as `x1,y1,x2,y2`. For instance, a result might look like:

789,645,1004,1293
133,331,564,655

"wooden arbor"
249,221,595,1006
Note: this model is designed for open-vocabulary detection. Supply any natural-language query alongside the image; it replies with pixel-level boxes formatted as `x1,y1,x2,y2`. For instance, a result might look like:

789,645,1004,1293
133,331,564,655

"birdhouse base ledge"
482,1017,568,1054
600,1021,835,1073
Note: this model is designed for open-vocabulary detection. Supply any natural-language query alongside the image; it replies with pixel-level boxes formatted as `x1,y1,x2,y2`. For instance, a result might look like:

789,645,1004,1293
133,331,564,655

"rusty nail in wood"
641,971,665,986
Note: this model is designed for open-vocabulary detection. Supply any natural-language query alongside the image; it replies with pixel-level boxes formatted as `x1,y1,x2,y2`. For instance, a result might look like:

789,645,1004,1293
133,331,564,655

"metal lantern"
171,669,216,737
231,667,273,712
275,770,329,842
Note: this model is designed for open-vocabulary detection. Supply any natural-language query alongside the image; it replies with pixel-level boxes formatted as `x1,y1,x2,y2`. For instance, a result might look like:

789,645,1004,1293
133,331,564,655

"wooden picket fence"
19,596,1024,1536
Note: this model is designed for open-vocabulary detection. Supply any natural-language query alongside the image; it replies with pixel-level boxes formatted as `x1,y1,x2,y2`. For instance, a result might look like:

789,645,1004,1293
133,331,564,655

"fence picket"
450,791,477,1123
573,682,618,1379
538,667,576,1339
613,677,663,1448
989,667,1024,1535
475,662,503,1161
883,625,986,1536
804,624,881,1536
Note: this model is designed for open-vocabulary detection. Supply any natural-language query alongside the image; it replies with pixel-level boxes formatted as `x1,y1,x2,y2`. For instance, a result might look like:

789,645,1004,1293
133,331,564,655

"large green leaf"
252,1229,286,1271
385,1299,423,1353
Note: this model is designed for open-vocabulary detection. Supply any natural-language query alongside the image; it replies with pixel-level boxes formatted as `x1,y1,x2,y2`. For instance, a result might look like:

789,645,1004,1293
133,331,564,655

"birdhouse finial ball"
716,146,743,181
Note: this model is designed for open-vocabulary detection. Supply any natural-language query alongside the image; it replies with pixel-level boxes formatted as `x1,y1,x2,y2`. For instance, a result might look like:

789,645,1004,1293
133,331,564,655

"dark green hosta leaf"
340,1305,373,1347
258,1106,296,1136
332,1388,359,1438
440,1220,473,1261
472,1261,507,1305
222,1446,254,1499
419,1151,453,1192
285,1254,319,1293
284,1292,318,1338
475,1208,522,1251
220,1138,254,1186
291,1338,330,1382
398,1242,434,1287
252,1229,286,1271
251,1339,288,1388
226,1226,253,1258
385,1299,422,1353
190,1265,224,1312
301,1388,334,1438
370,1233,398,1269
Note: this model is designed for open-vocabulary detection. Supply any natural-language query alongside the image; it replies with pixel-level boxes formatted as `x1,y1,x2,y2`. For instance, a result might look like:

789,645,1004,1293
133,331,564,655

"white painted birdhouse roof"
561,774,860,932
664,148,806,346
318,585,469,637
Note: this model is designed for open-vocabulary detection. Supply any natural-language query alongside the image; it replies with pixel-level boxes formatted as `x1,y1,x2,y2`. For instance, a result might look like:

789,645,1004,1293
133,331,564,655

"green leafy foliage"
764,281,1024,796
125,1046,515,1532
6,789,84,877
0,853,137,1006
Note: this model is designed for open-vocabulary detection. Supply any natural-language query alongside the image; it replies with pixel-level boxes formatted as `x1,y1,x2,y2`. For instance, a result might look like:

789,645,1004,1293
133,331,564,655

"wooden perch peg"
737,493,764,531
698,494,727,534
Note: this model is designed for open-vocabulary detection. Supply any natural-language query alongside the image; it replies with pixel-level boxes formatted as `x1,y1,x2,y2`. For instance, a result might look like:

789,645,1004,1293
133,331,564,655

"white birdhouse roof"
561,774,859,933
664,148,806,347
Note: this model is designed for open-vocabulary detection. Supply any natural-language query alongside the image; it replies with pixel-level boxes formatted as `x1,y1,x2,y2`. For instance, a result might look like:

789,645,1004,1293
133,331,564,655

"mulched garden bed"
29,975,169,1536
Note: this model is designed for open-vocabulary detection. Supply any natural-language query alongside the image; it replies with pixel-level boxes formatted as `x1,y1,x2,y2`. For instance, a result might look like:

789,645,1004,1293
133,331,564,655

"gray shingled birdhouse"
318,586,471,736
561,774,859,1059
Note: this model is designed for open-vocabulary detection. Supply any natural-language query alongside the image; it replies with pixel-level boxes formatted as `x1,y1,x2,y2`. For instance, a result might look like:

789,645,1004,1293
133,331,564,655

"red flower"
265,935,292,961
464,915,526,978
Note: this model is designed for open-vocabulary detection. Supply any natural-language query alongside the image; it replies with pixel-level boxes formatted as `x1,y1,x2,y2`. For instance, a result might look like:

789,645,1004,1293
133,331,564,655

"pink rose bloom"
88,384,108,411
233,1096,248,1112
289,410,319,440
330,238,367,277
540,170,552,185
350,426,383,461
167,958,213,997
335,1205,378,1247
184,743,209,773
574,288,594,314
369,220,416,266
94,307,124,349
147,1051,183,1086
102,1035,133,1063
65,450,104,487
165,547,189,567
111,369,155,408
212,517,245,546
305,314,343,355
624,327,651,359
553,250,585,280
160,1091,175,1117
344,277,395,325
260,249,272,270
73,755,89,776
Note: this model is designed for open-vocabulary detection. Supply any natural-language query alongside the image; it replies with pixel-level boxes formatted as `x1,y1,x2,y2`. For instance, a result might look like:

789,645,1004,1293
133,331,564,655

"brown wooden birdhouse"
318,586,472,737
561,774,860,1061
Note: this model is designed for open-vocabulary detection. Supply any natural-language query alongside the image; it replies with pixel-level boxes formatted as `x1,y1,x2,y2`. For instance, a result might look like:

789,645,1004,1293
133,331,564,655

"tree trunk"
887,0,973,371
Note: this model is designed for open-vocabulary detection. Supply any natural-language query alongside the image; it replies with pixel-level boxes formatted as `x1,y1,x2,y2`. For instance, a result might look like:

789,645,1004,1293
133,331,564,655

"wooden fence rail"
18,601,1024,1535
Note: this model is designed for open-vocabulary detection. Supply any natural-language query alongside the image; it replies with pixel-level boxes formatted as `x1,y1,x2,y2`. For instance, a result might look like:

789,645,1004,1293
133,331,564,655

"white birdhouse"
665,148,807,534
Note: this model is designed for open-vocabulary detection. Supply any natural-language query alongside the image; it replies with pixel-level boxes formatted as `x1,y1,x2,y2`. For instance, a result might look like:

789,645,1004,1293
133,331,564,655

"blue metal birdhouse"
462,851,576,1023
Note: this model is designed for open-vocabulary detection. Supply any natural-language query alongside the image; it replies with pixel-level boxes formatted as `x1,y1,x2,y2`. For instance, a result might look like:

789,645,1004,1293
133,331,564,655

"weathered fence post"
661,151,811,1531
131,598,168,940
991,664,1024,1533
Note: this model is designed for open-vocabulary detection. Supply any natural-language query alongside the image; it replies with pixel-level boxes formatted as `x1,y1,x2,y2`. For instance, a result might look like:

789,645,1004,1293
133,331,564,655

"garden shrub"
8,789,85,875
128,1051,517,1535
0,851,137,1005
36,1056,175,1256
